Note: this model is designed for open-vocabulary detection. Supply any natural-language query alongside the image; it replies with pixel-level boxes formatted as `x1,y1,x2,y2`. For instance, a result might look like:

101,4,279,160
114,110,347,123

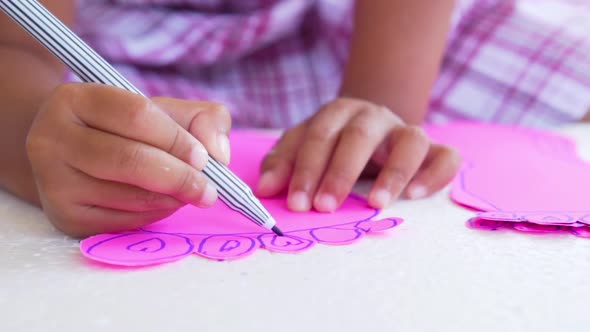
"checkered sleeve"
429,0,590,127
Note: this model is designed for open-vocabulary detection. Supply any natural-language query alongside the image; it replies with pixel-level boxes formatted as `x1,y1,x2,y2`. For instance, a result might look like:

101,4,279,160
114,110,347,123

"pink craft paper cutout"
466,217,590,238
80,131,403,266
425,122,590,238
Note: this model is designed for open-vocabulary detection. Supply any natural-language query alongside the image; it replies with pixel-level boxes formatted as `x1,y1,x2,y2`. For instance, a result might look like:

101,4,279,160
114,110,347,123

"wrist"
338,83,429,125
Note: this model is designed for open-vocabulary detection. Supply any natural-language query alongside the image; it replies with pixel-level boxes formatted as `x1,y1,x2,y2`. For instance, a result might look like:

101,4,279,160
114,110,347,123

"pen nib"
271,226,284,237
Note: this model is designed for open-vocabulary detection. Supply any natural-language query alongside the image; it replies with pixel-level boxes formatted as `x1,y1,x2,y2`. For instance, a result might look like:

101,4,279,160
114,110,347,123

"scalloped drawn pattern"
80,131,403,266
425,122,590,238
467,218,590,239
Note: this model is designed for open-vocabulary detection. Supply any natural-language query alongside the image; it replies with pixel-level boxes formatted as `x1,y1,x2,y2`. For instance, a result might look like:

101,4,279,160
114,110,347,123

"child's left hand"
256,97,461,212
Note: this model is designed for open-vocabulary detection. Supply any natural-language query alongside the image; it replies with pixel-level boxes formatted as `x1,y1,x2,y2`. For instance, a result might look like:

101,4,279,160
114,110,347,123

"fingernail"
408,185,427,200
199,182,218,207
217,134,231,164
190,144,208,170
289,191,311,211
371,189,391,208
314,193,338,212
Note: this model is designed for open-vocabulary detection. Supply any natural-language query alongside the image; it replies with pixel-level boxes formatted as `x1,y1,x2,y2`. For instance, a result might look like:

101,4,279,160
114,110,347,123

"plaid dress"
74,0,590,128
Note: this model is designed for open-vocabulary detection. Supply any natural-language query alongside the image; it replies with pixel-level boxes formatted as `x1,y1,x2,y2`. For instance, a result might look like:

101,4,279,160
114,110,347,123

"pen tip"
272,226,284,237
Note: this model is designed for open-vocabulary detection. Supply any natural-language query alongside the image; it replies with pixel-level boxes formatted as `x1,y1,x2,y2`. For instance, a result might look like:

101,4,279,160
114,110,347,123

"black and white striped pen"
0,0,284,236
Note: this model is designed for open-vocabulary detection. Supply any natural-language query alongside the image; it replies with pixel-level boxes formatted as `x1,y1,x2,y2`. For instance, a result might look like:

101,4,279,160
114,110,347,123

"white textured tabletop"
2,125,589,332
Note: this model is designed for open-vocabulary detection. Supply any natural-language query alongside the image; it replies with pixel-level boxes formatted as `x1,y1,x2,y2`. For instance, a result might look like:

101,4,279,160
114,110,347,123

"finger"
404,145,461,199
368,126,430,208
59,84,209,171
313,109,393,212
287,106,355,211
153,98,232,165
256,124,306,198
65,125,218,208
32,153,182,237
67,168,184,212
53,205,179,238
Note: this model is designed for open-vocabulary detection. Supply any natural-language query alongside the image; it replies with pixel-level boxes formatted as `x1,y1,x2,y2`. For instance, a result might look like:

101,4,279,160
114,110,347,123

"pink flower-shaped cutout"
426,122,590,238
81,131,403,266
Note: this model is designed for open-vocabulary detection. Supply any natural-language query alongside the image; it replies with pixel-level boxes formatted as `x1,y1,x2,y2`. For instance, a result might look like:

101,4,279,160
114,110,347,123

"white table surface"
2,124,589,332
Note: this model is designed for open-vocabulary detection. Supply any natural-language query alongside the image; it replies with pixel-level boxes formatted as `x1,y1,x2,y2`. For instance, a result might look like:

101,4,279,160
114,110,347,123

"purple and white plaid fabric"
74,0,590,128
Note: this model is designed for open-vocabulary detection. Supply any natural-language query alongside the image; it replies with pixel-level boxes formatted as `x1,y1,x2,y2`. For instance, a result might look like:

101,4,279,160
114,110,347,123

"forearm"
0,46,66,204
340,0,455,125
0,0,73,204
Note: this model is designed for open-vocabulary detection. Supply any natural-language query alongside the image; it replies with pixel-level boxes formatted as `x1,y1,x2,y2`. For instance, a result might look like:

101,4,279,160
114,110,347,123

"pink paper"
81,131,403,266
466,217,590,238
426,122,590,238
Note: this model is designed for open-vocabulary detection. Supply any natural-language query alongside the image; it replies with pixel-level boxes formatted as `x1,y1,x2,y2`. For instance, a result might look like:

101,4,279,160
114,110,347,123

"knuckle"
344,122,372,141
403,125,428,142
325,168,357,187
210,103,232,131
263,138,296,164
117,144,146,179
329,97,365,110
44,84,80,115
291,168,315,189
47,205,88,238
136,190,165,209
374,105,396,122
376,104,393,115
210,102,230,116
359,103,384,116
443,147,462,169
195,102,231,128
172,169,203,200
277,127,300,148
327,98,350,111
166,127,185,156
55,217,87,238
51,83,79,101
25,131,45,156
25,122,68,162
307,122,338,141
125,97,152,130
192,177,213,204
261,149,295,175
260,152,281,171
173,169,194,198
384,166,412,186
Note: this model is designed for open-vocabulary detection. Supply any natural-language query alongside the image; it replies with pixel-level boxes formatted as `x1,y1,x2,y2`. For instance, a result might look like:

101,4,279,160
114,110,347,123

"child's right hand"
26,83,231,237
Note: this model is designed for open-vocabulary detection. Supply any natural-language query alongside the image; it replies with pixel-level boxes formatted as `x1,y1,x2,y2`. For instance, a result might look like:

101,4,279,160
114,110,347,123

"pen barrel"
204,157,275,229
0,0,276,231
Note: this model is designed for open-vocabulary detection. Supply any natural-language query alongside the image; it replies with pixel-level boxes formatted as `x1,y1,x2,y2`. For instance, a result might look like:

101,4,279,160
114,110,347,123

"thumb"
152,97,232,165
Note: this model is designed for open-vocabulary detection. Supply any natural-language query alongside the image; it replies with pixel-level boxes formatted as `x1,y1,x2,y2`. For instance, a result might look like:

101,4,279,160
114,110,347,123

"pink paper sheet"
426,122,590,237
81,131,402,266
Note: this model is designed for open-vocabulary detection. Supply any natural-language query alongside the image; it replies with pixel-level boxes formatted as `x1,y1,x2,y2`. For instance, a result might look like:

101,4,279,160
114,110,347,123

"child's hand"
257,97,460,212
26,83,231,237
